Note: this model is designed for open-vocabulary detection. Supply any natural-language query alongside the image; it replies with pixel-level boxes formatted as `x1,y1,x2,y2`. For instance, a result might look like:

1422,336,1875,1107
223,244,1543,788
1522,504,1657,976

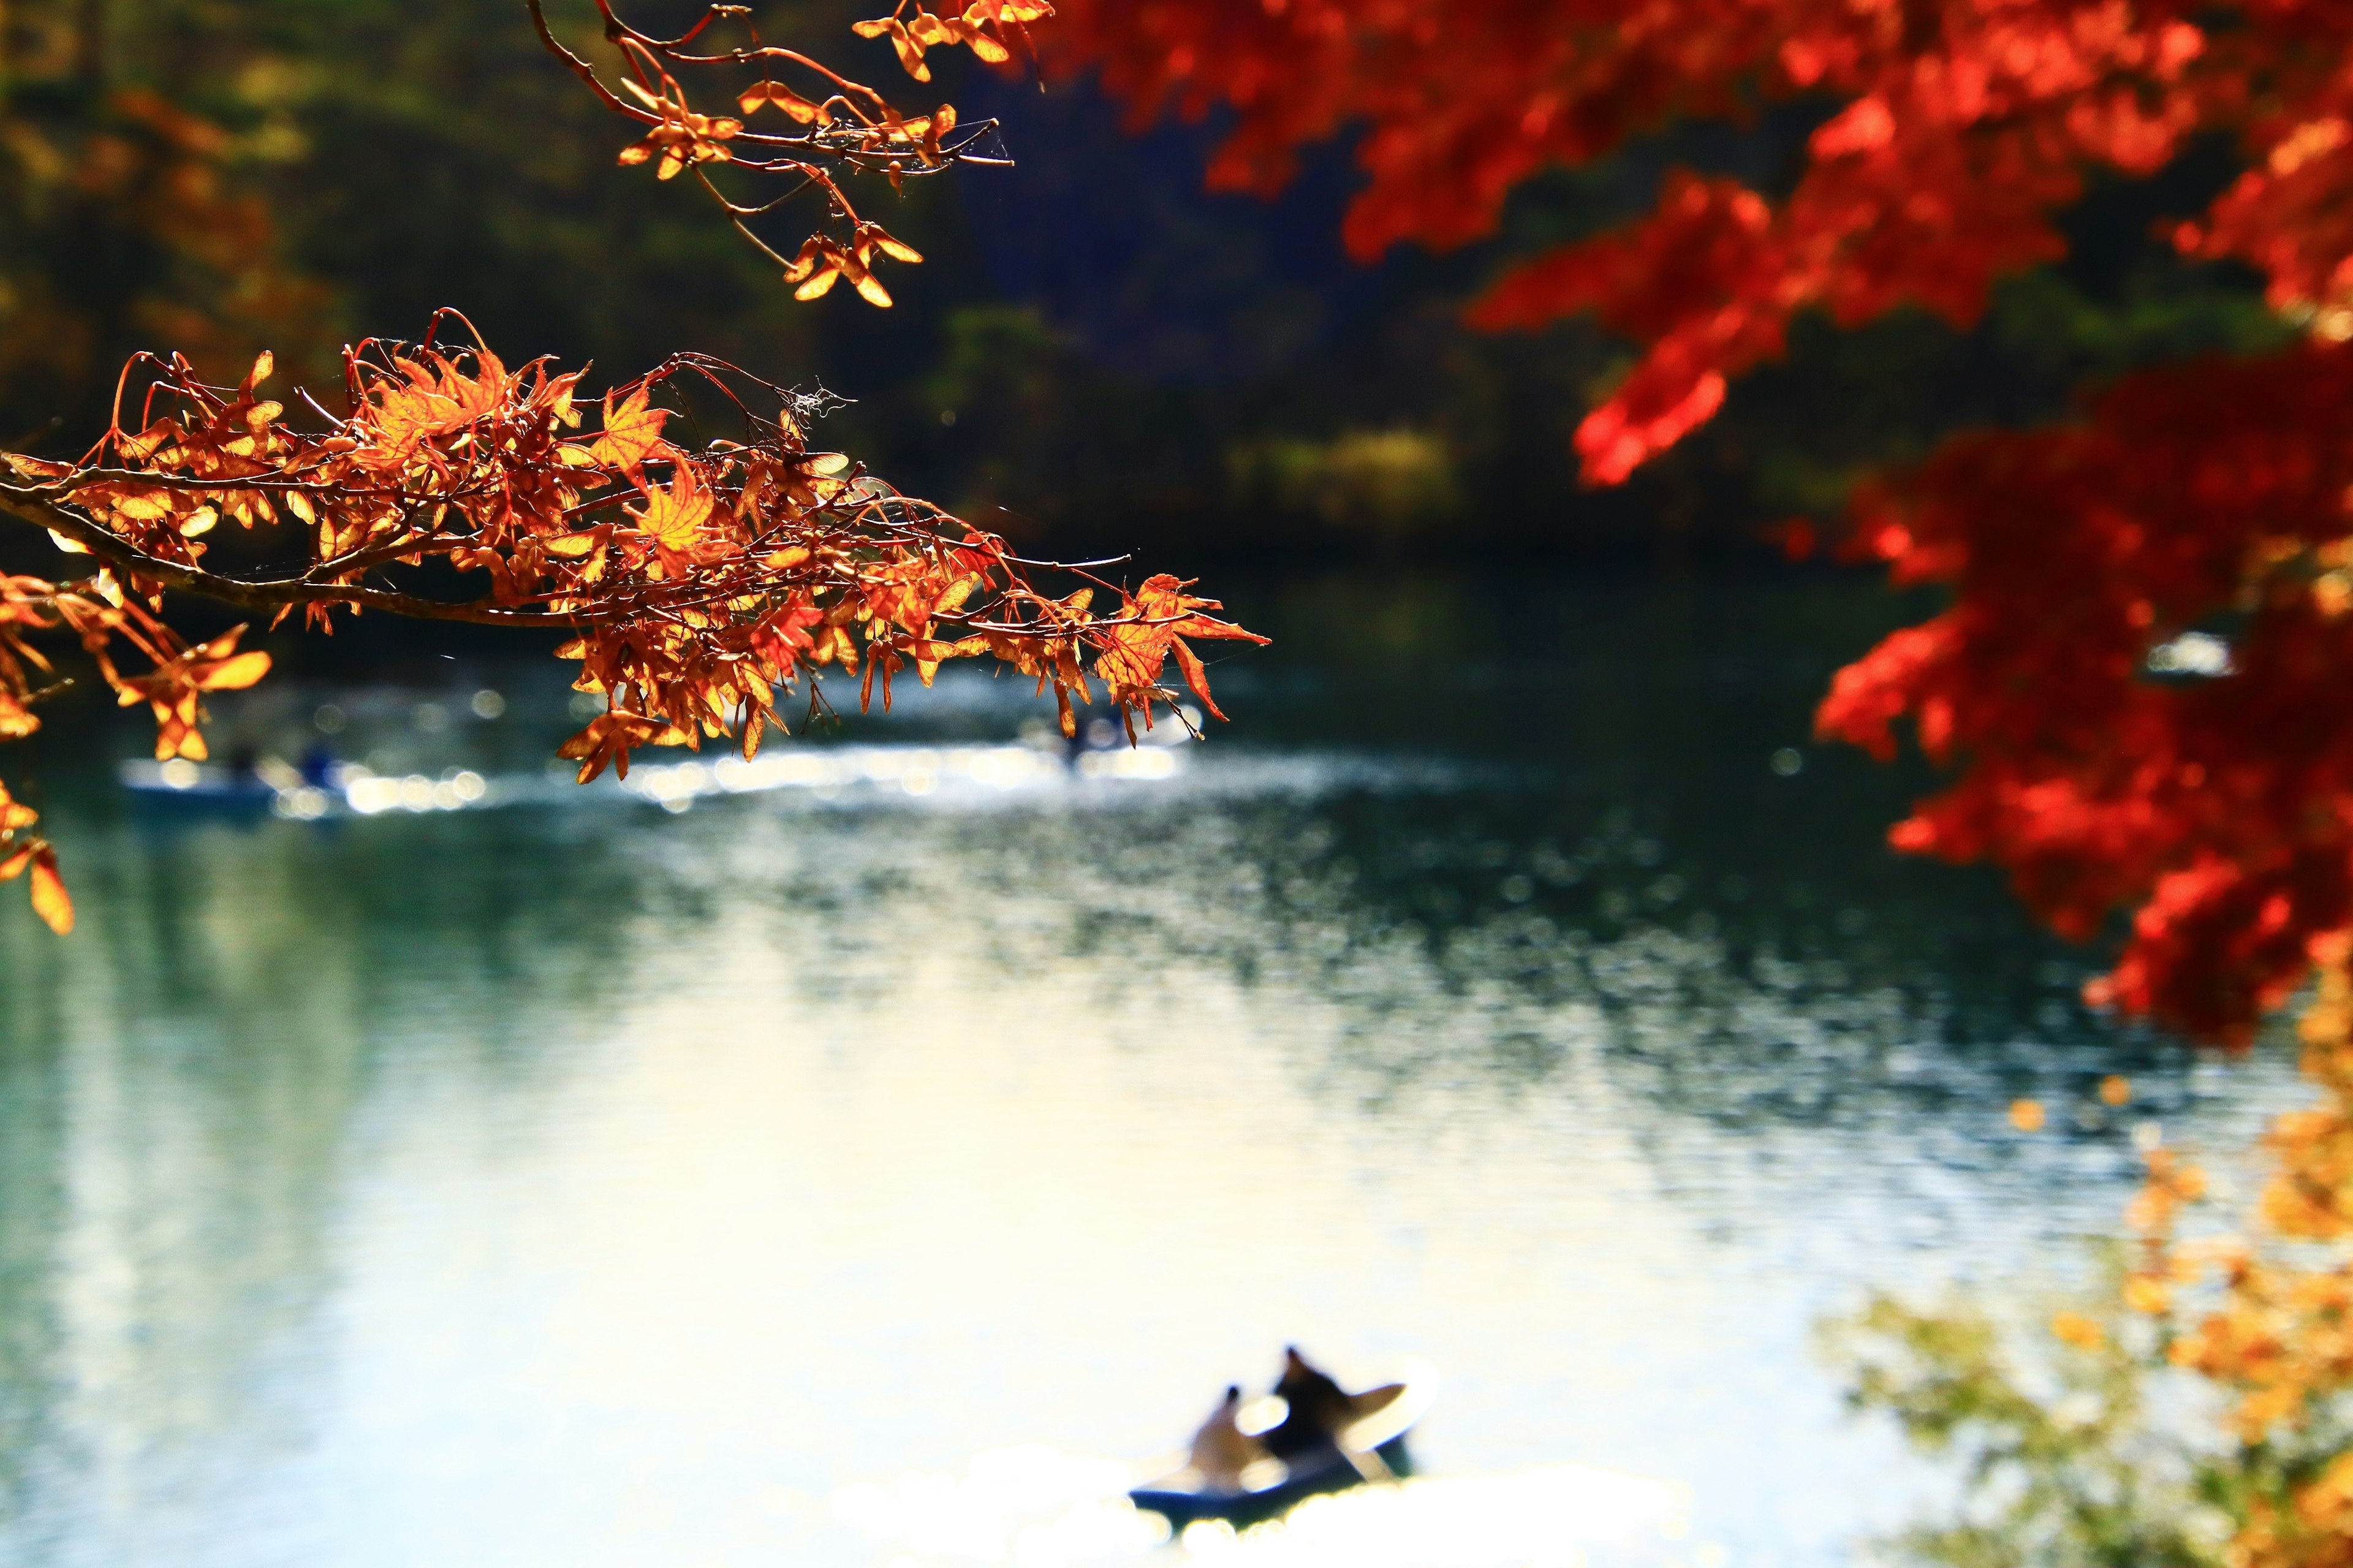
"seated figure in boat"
1264,1346,1411,1459
1130,1352,1427,1528
1263,1346,1354,1457
1187,1384,1270,1494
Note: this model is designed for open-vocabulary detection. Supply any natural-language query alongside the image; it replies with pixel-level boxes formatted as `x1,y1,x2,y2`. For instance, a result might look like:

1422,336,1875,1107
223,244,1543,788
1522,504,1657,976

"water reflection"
0,574,2310,1567
826,1446,1686,1568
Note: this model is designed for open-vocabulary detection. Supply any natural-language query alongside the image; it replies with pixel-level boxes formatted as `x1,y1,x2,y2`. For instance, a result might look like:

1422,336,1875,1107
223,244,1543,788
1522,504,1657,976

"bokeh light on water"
0,574,2311,1567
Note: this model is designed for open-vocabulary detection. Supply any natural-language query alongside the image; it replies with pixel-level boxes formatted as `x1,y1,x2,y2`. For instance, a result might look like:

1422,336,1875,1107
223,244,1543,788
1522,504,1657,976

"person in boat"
1186,1384,1269,1494
1262,1346,1355,1458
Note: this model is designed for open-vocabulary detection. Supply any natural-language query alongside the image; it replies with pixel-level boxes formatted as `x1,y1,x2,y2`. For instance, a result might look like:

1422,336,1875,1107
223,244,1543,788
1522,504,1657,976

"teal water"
0,571,2303,1568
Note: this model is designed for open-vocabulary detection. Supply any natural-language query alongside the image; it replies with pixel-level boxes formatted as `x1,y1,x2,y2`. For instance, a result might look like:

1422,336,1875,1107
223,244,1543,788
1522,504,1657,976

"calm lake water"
0,570,2306,1568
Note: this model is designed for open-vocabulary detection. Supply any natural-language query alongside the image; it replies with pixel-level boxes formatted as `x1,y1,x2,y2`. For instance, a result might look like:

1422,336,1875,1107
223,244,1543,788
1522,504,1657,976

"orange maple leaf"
631,468,716,574
590,387,675,475
1094,574,1268,724
116,626,273,760
557,709,665,784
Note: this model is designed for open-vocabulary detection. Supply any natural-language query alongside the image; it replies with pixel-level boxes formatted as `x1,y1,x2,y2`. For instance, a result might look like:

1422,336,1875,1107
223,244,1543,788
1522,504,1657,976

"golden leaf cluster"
0,599,69,934
616,74,744,181
852,1,1055,81
0,334,1262,929
537,1,1052,300
2067,935,2353,1568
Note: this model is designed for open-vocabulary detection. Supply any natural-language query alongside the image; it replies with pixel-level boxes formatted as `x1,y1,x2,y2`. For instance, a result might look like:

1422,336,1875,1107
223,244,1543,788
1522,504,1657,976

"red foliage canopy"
1051,0,2353,1041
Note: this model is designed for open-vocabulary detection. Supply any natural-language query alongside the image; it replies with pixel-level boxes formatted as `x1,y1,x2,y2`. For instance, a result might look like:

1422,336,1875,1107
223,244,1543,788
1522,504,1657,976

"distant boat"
1128,1365,1438,1531
119,758,279,810
120,754,356,821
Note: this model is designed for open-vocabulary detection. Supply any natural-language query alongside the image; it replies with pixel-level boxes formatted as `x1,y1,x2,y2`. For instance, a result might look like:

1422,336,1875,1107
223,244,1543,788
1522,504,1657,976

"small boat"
120,755,353,821
119,757,281,811
1128,1362,1439,1531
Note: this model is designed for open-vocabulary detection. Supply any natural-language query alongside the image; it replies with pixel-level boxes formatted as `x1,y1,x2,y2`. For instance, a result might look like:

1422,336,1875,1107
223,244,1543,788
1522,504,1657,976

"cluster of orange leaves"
1048,0,2353,1046
0,557,273,934
2031,942,2353,1568
0,336,1261,929
0,1,1265,937
547,0,1053,302
854,1,1055,81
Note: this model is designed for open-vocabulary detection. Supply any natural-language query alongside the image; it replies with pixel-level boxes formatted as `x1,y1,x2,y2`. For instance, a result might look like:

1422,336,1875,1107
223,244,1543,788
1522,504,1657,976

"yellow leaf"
634,469,715,555
2050,1310,2104,1350
740,81,824,123
197,650,273,691
29,849,71,934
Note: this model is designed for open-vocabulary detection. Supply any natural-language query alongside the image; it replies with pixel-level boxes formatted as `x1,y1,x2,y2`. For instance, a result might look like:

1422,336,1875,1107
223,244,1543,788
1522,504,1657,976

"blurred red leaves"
1814,346,2353,1043
1046,0,2246,482
1051,0,2353,1043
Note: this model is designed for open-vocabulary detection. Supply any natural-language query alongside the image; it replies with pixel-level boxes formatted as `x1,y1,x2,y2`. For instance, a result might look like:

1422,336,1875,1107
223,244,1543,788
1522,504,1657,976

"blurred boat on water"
1129,1361,1439,1531
119,756,282,812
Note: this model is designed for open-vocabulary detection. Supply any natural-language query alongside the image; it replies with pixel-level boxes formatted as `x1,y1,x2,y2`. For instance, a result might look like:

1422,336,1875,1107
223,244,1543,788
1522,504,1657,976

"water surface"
0,570,2303,1568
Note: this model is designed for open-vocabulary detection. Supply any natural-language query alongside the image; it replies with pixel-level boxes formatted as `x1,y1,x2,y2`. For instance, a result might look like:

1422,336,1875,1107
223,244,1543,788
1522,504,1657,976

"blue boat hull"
1128,1434,1414,1531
